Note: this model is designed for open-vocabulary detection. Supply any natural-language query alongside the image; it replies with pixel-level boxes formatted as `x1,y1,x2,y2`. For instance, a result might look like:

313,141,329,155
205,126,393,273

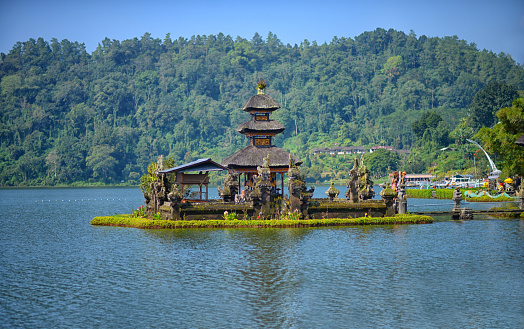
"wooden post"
281,173,284,197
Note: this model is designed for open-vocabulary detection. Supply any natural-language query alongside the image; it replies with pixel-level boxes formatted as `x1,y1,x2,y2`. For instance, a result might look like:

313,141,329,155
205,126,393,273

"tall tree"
467,81,519,131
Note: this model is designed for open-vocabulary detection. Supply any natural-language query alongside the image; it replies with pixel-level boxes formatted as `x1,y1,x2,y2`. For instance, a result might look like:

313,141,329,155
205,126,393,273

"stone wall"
308,199,387,219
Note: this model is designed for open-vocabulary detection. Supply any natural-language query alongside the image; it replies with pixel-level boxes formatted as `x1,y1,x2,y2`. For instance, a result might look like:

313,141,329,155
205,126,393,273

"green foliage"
382,56,404,80
365,149,400,178
412,112,443,138
90,213,433,228
450,118,474,146
1,30,524,186
139,161,158,195
476,98,524,177
139,156,175,195
152,213,162,220
406,189,434,198
280,209,302,220
467,81,519,131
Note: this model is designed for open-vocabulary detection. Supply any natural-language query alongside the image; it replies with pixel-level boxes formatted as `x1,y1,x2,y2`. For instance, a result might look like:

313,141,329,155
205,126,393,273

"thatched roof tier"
516,134,524,147
236,119,286,135
221,145,302,170
242,94,281,112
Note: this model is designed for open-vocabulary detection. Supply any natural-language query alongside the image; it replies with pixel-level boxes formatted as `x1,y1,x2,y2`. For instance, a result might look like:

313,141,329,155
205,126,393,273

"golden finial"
257,78,267,95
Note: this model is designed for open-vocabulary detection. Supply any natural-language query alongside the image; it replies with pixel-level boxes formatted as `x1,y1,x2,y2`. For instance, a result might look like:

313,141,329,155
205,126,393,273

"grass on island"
91,214,433,229
406,188,517,202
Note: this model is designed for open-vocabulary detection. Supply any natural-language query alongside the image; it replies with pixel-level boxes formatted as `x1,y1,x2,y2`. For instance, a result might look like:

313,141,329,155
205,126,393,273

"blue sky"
1,0,523,64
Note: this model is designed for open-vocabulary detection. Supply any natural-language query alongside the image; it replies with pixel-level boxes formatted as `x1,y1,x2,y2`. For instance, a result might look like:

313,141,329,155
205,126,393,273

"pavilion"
221,81,302,196
157,158,227,201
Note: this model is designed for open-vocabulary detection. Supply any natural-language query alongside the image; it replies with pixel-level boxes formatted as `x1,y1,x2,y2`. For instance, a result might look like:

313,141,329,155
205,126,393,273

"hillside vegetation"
1,29,523,186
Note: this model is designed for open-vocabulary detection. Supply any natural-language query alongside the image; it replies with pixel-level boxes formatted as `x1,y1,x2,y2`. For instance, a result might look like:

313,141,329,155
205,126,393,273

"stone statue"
167,183,184,202
358,155,374,201
251,163,272,218
263,154,270,168
166,184,184,220
288,159,314,218
156,155,164,172
391,171,399,192
218,172,239,202
345,158,360,203
289,154,296,168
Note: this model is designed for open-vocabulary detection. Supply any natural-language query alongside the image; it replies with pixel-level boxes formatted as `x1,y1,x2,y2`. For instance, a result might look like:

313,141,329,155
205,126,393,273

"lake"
1,187,523,328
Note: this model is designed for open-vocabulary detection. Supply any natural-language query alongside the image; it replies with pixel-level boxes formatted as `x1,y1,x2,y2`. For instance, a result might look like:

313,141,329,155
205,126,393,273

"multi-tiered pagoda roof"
221,84,302,173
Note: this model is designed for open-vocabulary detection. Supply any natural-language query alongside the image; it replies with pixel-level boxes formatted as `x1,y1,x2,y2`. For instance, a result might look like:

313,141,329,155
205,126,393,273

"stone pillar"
397,184,407,214
451,187,466,220
519,184,524,210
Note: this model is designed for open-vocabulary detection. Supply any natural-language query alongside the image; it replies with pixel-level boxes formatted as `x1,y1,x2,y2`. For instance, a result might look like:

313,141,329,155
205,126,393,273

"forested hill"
1,28,523,186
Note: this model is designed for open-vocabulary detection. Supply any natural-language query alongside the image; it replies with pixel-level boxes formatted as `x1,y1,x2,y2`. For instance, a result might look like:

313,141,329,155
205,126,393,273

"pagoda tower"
221,81,302,194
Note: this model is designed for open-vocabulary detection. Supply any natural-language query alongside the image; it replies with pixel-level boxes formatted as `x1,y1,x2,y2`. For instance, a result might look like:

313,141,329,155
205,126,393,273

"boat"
448,174,481,188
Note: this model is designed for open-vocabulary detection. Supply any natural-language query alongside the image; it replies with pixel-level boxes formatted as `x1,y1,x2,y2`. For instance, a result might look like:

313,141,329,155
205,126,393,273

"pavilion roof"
236,119,286,134
158,158,227,174
516,134,524,147
241,94,281,112
221,145,302,169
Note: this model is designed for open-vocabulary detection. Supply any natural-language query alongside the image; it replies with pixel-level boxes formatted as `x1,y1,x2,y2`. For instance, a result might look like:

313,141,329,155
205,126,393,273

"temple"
142,81,390,221
221,80,301,196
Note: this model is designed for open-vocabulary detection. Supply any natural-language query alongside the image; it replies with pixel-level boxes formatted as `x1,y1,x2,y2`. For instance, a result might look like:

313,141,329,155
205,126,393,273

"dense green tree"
86,144,118,183
365,149,401,178
467,81,519,130
476,98,524,177
412,112,443,138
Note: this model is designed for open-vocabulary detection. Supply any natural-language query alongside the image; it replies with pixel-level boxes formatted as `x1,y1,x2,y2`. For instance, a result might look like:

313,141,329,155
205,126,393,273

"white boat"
448,174,481,188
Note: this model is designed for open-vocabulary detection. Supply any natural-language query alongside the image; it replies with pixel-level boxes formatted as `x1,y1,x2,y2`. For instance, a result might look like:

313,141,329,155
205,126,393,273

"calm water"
1,187,523,328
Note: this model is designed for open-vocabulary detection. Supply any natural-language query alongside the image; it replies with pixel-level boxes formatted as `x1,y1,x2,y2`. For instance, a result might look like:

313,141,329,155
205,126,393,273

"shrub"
281,209,302,220
223,211,238,220
132,205,146,218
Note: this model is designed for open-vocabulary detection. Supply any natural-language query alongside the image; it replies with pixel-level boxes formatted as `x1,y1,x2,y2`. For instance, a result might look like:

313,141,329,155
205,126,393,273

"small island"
92,82,434,229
